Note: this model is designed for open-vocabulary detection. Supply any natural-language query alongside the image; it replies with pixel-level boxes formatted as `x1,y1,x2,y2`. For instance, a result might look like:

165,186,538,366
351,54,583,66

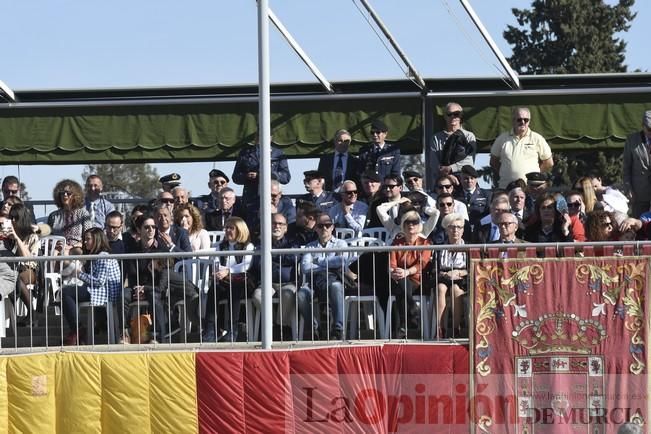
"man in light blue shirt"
298,212,348,340
85,175,115,229
328,180,368,236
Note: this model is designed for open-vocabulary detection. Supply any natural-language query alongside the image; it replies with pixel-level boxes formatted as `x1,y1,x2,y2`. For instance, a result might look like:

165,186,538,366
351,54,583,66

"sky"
2,0,650,217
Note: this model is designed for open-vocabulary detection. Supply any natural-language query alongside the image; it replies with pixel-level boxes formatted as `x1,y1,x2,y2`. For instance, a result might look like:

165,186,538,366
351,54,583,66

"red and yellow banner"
472,257,649,433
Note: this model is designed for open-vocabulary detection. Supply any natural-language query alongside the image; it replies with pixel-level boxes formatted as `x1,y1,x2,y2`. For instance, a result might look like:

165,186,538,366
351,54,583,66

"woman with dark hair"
48,179,92,250
61,227,121,345
202,216,255,342
524,193,574,243
585,210,618,242
174,203,210,251
1,195,22,215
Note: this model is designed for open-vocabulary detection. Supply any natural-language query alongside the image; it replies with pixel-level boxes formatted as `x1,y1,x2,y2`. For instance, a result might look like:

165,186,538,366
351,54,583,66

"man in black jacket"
317,129,361,192
357,120,401,181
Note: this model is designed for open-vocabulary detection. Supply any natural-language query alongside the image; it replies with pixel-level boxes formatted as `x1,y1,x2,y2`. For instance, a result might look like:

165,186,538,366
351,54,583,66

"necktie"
465,191,472,204
90,202,96,227
334,154,344,187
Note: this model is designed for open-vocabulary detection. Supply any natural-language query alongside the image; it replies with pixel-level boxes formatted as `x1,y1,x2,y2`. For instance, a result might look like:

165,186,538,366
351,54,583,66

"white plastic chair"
361,227,388,245
39,235,67,313
207,231,225,248
173,258,212,338
335,228,356,241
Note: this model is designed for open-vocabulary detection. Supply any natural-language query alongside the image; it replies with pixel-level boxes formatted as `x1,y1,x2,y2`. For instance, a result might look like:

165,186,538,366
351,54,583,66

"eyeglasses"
437,184,453,189
343,190,358,195
497,222,516,227
143,225,156,230
446,111,462,118
336,139,351,145
438,202,454,207
384,184,399,190
272,221,287,226
403,219,420,226
567,202,581,208
59,190,72,197
516,118,530,124
370,130,384,135
316,223,333,229
160,199,174,204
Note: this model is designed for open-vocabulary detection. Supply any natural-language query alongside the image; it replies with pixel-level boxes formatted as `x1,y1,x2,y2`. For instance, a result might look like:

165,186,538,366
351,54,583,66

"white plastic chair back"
335,228,356,241
207,231,225,248
174,258,212,293
361,227,389,244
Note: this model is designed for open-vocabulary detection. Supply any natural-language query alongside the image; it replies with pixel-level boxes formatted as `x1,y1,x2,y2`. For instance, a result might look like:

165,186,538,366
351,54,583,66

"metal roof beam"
266,6,334,94
356,0,427,92
458,0,521,89
0,79,15,102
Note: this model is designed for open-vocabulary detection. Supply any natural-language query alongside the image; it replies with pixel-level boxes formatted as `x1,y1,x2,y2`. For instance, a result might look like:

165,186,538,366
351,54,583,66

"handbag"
130,313,152,344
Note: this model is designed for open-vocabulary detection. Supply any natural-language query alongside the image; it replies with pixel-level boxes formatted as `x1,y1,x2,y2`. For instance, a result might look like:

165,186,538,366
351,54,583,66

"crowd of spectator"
1,106,650,343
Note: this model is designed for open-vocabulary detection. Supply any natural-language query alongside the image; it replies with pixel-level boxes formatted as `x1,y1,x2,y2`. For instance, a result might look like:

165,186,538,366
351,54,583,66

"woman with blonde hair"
174,203,211,251
202,217,255,342
389,210,433,339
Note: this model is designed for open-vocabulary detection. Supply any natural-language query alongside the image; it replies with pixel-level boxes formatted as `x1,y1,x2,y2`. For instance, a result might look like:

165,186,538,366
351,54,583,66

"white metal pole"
258,0,273,349
458,0,521,89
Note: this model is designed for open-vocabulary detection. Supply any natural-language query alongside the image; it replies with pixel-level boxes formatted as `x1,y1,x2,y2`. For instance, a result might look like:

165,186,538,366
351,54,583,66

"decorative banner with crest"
471,257,648,433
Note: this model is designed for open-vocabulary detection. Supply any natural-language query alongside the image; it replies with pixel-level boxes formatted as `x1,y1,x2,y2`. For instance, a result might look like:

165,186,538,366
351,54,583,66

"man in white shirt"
490,107,553,188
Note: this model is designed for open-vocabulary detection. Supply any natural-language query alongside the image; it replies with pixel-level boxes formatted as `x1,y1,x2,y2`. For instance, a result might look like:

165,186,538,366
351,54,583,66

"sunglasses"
405,177,419,183
602,221,613,228
343,190,358,195
403,219,420,226
272,221,287,226
540,204,555,210
438,202,454,207
437,184,453,189
316,223,333,229
446,111,462,118
384,184,399,189
4,189,18,195
160,199,174,204
213,180,227,185
370,130,385,135
516,118,530,124
143,225,156,230
59,190,72,197
567,202,581,208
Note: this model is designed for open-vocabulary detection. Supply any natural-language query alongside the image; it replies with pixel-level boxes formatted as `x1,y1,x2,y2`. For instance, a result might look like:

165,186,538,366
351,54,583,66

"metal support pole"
357,0,426,91
0,79,15,102
458,0,521,89
258,0,273,349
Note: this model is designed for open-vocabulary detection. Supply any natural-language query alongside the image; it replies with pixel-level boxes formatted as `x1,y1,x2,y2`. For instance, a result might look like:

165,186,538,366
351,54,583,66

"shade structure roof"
1,73,650,164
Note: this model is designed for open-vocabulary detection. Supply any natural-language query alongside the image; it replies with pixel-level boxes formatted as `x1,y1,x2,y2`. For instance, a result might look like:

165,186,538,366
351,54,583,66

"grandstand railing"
0,240,649,354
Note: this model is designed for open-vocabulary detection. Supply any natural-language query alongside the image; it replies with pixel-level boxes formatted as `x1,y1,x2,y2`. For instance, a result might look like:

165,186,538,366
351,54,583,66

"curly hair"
174,203,204,234
585,210,615,242
52,179,84,210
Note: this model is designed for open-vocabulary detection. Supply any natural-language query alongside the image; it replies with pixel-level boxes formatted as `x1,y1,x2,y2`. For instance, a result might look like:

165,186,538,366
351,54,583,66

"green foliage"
82,164,160,199
551,150,623,188
504,0,636,74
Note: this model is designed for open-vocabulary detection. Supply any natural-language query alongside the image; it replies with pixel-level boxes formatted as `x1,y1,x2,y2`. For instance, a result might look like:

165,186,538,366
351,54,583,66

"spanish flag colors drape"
0,345,469,433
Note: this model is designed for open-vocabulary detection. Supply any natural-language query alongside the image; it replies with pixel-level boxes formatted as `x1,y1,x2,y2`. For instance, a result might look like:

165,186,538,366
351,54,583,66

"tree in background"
503,0,636,186
82,164,160,199
504,0,636,74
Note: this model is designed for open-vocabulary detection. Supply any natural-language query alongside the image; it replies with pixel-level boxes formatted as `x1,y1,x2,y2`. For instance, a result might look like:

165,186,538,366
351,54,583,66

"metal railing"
0,240,648,353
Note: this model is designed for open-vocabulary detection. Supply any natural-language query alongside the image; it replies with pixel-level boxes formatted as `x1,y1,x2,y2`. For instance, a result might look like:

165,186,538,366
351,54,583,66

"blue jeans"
297,272,344,333
61,284,91,330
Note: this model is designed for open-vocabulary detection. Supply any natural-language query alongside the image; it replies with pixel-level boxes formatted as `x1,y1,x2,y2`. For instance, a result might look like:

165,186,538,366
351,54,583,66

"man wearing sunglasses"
297,170,336,212
328,180,368,236
428,102,476,189
623,110,651,217
298,213,348,341
317,129,361,192
490,107,553,189
357,119,401,181
195,169,230,215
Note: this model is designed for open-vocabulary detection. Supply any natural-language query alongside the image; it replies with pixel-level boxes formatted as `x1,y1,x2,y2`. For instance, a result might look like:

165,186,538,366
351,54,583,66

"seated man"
328,180,368,236
297,213,348,340
271,179,296,225
296,170,336,212
154,205,192,253
105,210,125,254
204,187,247,231
289,201,319,247
251,213,300,337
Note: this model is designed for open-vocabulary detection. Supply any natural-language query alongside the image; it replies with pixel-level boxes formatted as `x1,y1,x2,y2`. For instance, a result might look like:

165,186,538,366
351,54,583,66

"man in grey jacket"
623,110,651,217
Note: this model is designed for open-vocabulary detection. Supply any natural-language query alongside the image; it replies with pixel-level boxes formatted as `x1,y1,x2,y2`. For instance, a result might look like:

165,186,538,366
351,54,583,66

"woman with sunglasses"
524,193,574,243
389,210,433,339
564,191,587,241
48,179,92,251
434,213,469,339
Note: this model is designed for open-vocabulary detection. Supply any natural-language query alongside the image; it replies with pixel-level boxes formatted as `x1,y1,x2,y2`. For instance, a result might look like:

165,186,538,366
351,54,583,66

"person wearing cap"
623,110,651,217
490,107,553,189
232,137,291,205
157,190,175,213
270,179,296,225
433,175,469,222
296,170,336,212
159,173,182,192
317,129,361,192
403,168,436,214
456,165,490,229
428,102,476,189
195,169,230,214
358,169,382,205
357,119,401,181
